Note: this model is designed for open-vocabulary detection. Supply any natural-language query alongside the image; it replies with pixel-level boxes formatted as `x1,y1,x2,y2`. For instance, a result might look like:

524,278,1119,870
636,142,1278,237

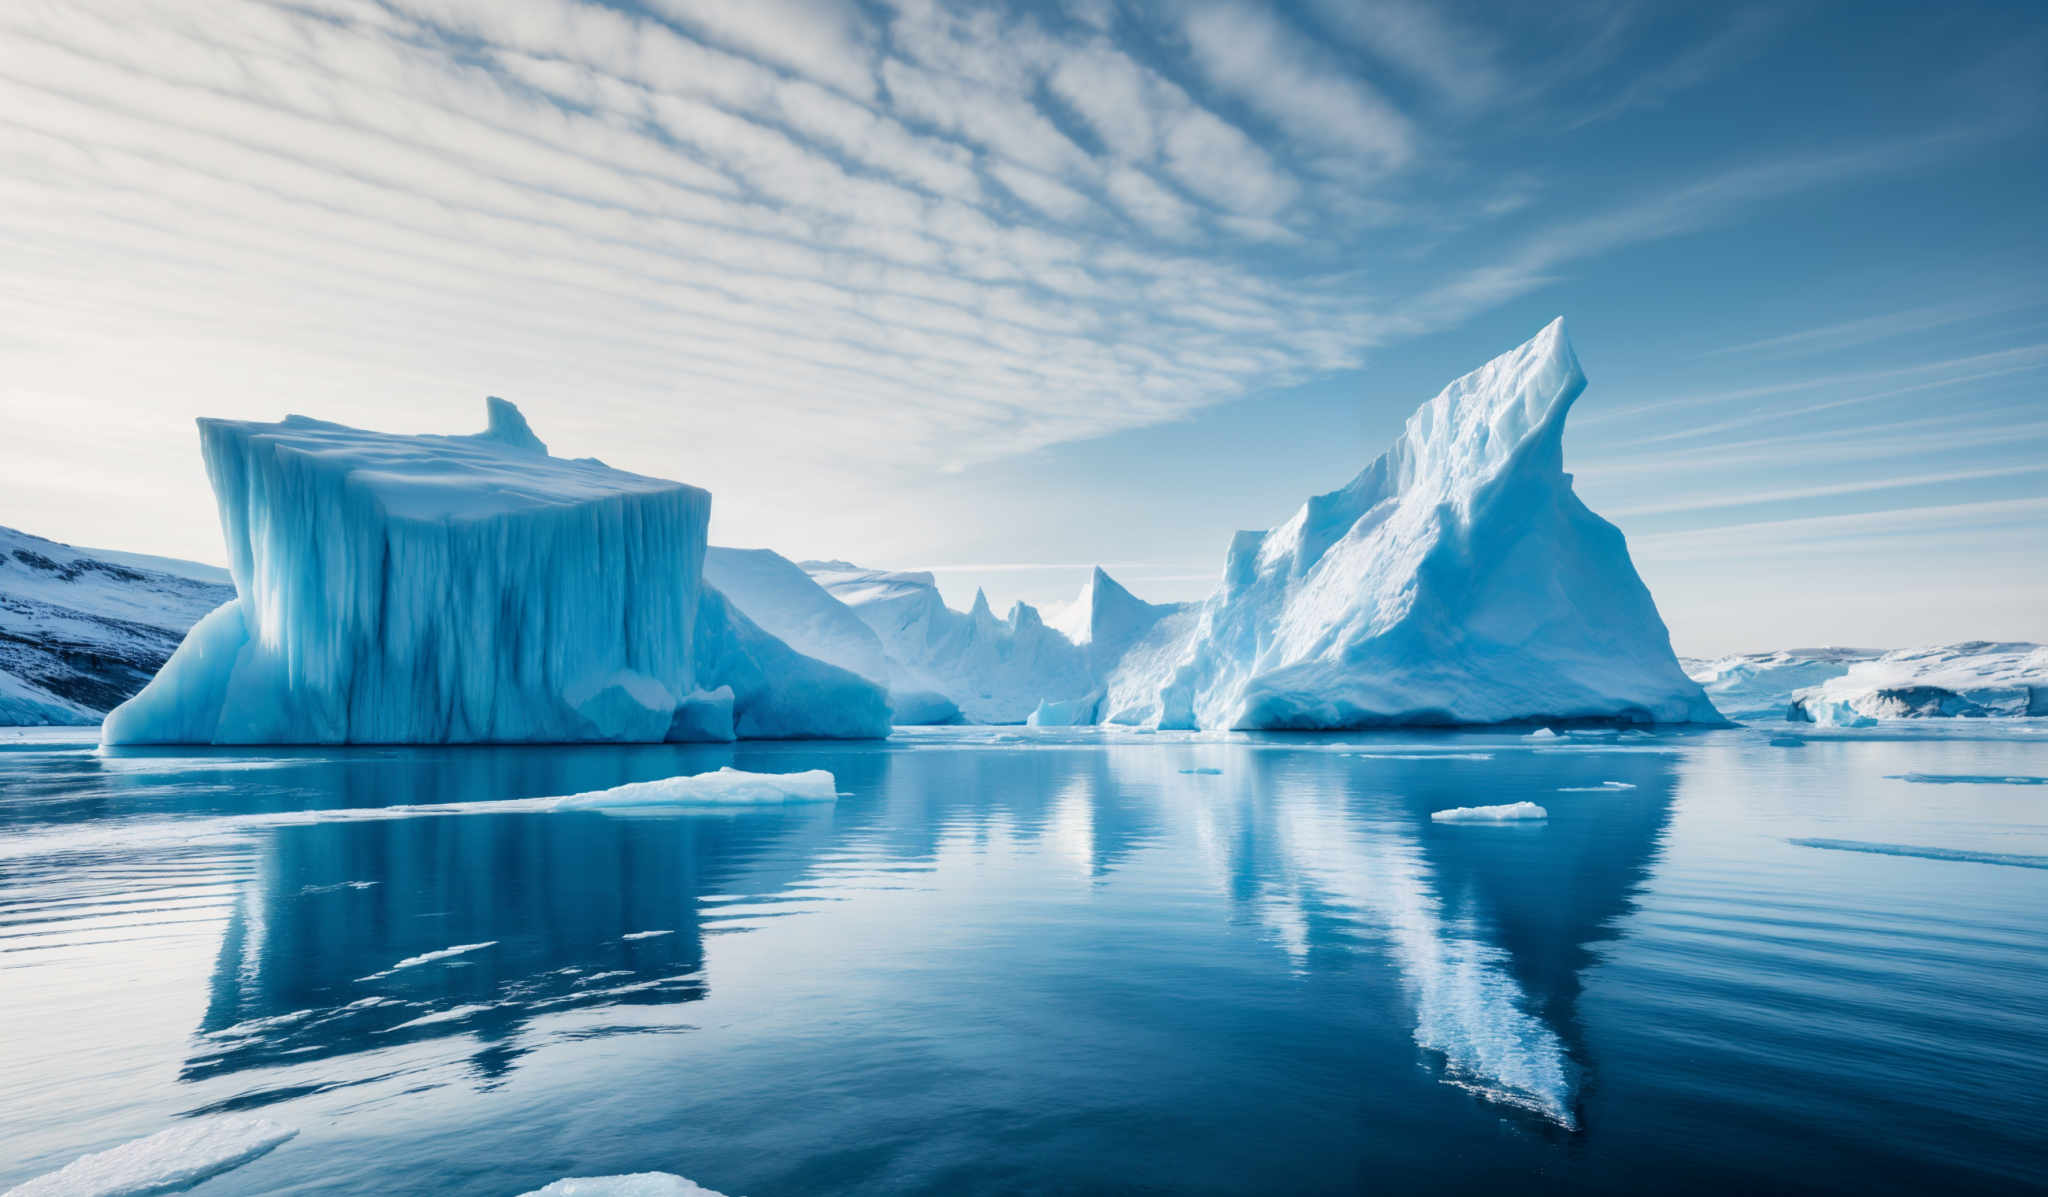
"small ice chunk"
518,1174,728,1197
1431,802,1548,823
6,1118,296,1197
1526,728,1558,739
622,930,674,941
551,767,837,810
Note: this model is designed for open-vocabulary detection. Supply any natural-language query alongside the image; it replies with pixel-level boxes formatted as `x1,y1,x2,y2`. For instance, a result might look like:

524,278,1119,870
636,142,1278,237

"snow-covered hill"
1787,643,2047,725
1681,648,1887,721
0,525,233,725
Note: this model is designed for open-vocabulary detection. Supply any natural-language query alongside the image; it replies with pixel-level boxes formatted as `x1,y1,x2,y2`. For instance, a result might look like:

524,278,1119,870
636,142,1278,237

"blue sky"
0,0,2042,654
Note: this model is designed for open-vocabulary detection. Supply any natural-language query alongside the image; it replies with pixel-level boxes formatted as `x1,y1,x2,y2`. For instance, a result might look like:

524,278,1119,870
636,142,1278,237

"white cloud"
1176,1,1412,169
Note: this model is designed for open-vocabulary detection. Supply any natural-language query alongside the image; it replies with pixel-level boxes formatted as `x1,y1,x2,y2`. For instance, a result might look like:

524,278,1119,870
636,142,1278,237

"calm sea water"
3,724,2045,1195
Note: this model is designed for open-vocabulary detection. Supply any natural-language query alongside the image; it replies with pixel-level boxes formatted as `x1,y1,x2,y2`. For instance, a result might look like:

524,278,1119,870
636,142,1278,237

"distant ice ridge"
803,562,1094,724
518,1175,728,1197
0,525,233,725
1099,320,1719,730
101,400,887,744
1682,647,1884,721
4,1117,295,1197
1787,642,2048,726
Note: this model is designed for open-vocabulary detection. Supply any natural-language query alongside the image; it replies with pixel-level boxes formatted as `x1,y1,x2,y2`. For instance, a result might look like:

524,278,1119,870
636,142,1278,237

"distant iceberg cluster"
103,321,1732,742
102,399,887,745
715,321,1715,731
1685,642,2047,725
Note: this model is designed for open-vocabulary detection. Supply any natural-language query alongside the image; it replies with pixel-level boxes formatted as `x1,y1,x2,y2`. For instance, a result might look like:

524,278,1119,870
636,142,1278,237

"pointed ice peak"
482,396,549,456
968,587,994,622
1007,600,1045,632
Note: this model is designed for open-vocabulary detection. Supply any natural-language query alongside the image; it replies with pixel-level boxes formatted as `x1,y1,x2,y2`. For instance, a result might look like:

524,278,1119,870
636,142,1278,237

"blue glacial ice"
102,400,887,744
1097,319,1721,730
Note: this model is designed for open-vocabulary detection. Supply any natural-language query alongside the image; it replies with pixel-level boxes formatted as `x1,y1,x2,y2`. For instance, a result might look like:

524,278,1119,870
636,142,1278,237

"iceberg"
1049,566,1183,675
804,562,1093,724
705,546,958,725
5,1117,296,1197
703,546,892,685
1788,642,2047,725
1099,320,1720,730
102,400,888,744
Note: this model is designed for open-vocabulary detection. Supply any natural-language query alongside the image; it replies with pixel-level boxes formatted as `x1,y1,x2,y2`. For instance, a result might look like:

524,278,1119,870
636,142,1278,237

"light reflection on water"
2,725,2045,1194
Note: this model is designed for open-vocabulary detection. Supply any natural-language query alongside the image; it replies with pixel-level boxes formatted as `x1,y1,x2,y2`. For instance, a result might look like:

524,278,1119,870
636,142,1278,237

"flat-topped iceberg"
1789,642,2047,725
1099,320,1719,730
103,400,887,744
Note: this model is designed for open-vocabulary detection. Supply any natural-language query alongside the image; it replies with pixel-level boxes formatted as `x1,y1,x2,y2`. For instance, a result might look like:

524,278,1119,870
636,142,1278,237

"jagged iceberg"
1099,319,1719,729
805,562,1093,724
1788,642,2047,725
102,400,888,744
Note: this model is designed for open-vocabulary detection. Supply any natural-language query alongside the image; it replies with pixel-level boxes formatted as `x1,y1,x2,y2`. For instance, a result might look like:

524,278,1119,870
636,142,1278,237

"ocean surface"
3,723,2045,1195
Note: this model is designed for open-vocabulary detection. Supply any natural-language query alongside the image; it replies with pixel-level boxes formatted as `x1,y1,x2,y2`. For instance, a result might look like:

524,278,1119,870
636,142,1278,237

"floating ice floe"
550,767,838,810
4,1118,296,1197
1556,781,1637,792
1431,802,1549,823
518,1174,729,1197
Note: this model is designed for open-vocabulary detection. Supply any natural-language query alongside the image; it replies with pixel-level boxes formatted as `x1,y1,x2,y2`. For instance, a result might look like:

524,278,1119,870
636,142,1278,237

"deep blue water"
3,724,2045,1195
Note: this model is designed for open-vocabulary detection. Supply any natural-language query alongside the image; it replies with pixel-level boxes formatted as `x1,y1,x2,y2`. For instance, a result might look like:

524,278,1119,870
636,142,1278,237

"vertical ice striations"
1102,319,1720,729
103,401,888,744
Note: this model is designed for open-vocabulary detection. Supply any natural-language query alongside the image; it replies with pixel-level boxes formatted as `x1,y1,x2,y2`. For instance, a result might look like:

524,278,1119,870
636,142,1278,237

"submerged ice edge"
1788,838,2048,870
